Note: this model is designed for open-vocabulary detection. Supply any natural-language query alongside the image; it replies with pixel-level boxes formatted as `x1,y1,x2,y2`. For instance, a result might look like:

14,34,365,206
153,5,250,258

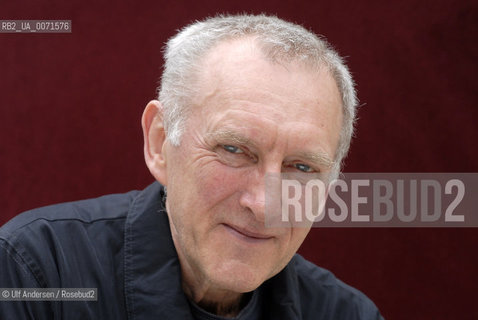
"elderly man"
0,14,383,319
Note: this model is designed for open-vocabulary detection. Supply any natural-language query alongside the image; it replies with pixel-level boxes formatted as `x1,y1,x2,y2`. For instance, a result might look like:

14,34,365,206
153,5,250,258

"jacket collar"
124,182,191,319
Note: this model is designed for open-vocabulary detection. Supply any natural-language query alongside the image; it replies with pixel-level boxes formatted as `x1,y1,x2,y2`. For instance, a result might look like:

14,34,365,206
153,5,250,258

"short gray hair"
158,14,357,176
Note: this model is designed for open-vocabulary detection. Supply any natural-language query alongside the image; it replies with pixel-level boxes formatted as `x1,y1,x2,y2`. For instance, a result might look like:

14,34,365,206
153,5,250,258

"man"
0,14,383,319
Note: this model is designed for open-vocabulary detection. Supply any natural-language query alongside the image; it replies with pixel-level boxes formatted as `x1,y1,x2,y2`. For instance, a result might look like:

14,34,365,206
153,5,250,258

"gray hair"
158,14,357,177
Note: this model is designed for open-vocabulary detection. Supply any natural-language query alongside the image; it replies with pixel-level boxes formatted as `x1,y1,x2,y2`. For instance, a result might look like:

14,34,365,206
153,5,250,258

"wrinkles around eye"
216,144,258,167
218,145,319,173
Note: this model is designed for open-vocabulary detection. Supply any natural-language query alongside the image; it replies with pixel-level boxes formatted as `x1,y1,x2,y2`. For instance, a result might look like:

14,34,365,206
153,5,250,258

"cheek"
195,162,246,207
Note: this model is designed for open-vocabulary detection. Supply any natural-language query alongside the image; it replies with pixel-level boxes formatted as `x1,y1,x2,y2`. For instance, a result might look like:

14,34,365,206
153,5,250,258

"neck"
181,266,246,317
185,283,249,317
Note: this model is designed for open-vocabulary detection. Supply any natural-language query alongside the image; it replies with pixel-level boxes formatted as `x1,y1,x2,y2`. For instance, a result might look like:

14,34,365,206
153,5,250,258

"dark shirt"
0,182,384,319
188,290,262,320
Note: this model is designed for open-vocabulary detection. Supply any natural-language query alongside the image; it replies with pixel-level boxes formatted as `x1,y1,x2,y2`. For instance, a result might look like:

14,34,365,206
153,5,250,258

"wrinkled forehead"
194,37,339,103
192,38,341,116
185,38,343,157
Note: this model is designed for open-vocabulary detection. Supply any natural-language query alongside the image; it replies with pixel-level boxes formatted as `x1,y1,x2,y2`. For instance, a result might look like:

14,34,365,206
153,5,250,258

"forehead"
190,37,343,156
196,38,340,112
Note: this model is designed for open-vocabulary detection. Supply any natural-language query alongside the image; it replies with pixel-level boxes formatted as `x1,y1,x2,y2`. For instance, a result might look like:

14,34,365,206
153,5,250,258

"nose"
239,178,266,223
239,164,282,224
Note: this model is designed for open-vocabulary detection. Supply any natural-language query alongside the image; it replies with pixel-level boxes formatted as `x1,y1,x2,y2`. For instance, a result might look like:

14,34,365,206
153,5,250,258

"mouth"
222,223,274,243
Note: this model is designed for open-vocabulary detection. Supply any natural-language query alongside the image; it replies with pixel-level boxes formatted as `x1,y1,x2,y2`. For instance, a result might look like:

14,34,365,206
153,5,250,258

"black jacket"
0,182,383,319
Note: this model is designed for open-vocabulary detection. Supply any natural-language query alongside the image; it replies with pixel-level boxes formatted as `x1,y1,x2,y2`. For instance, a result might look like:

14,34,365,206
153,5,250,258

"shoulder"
291,254,383,320
0,188,142,251
1,189,140,236
0,189,142,250
0,189,141,287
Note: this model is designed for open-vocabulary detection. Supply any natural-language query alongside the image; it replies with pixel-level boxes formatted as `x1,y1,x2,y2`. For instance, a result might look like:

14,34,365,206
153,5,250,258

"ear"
142,100,168,185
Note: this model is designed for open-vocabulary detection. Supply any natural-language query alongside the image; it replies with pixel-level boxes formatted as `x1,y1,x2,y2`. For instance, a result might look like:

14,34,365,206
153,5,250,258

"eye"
294,163,314,173
223,145,244,154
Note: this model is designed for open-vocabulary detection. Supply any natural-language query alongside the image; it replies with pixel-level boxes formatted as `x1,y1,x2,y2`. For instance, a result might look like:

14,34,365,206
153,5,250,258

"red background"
1,0,477,319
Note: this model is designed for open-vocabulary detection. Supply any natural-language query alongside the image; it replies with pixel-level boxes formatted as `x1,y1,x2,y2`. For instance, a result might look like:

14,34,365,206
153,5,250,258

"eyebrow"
206,129,335,169
206,130,258,149
295,151,335,169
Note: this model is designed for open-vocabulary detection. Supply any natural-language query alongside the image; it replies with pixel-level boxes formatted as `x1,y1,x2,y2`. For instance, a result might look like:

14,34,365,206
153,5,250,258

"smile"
222,223,274,243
